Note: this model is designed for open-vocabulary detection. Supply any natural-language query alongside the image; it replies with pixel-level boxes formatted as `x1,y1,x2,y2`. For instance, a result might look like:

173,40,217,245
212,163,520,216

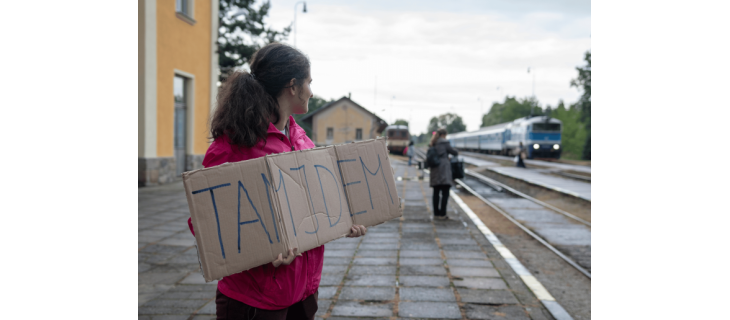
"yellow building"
139,0,219,186
299,97,388,146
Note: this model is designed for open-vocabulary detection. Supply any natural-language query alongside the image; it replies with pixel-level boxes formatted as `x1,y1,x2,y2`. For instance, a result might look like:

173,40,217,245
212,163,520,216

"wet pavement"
138,160,554,319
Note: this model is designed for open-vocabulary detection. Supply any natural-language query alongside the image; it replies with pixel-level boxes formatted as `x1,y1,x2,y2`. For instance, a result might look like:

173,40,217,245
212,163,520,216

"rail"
414,147,591,279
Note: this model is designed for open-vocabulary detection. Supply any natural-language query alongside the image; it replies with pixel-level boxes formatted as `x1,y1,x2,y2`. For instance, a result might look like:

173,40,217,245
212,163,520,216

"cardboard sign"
182,138,402,281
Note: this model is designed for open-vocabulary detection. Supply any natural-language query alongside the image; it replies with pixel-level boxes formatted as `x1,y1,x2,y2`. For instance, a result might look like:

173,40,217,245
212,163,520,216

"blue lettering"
291,165,319,234
360,154,395,208
192,183,231,259
260,174,280,243
337,159,362,216
315,165,342,227
237,181,273,250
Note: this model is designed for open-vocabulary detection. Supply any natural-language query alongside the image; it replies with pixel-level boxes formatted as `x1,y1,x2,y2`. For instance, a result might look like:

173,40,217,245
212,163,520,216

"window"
388,130,394,138
173,76,187,176
176,0,189,15
327,127,334,140
175,0,196,24
532,123,561,132
356,128,362,140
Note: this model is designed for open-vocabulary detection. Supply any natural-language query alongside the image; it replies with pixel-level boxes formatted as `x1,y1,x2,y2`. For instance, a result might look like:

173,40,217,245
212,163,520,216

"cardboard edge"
181,172,210,281
373,138,403,219
183,172,222,282
293,150,320,250
263,154,292,253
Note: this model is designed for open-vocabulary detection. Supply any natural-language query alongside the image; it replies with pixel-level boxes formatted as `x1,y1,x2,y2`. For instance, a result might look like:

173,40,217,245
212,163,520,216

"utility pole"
374,75,377,110
390,96,395,125
527,67,535,116
478,97,483,128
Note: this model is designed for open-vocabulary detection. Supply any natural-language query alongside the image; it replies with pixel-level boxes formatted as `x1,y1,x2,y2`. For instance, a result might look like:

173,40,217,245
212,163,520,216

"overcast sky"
263,0,591,135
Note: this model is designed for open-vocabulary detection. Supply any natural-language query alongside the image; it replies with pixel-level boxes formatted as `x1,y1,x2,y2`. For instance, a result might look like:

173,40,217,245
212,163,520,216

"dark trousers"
215,289,318,320
432,185,451,216
516,158,526,168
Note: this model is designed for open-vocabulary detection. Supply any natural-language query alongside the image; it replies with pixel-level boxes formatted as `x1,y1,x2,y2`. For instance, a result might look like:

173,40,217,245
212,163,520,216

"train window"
388,130,395,137
327,128,334,140
532,123,561,131
356,128,362,140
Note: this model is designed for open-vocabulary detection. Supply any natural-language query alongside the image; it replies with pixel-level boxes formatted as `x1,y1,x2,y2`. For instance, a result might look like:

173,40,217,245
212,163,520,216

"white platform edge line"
449,190,575,320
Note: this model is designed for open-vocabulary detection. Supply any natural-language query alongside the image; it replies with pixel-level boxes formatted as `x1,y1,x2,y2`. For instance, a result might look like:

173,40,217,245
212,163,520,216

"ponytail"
430,128,448,147
430,132,439,147
210,71,280,148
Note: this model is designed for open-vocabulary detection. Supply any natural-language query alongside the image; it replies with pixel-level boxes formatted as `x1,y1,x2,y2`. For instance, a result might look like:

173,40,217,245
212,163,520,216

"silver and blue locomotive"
446,116,562,159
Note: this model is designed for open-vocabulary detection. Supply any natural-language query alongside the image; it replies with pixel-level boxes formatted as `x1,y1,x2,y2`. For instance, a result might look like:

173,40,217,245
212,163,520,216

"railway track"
459,150,591,176
413,148,591,279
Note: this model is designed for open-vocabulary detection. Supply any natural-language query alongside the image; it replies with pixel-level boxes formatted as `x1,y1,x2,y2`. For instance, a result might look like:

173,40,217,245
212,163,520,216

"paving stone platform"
138,160,554,319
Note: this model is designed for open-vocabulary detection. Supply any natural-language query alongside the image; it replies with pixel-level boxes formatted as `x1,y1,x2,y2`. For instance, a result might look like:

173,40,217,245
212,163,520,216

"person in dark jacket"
429,128,458,219
516,142,527,168
407,140,415,166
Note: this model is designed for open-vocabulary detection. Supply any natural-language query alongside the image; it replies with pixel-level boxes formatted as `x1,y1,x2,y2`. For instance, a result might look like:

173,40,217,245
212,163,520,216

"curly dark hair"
210,42,310,148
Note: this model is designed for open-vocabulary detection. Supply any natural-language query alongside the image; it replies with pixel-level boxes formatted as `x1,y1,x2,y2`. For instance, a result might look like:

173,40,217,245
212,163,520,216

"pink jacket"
187,116,324,310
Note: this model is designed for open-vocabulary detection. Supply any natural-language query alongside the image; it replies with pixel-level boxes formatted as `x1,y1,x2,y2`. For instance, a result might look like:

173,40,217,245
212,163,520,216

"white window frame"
174,69,196,156
176,0,196,25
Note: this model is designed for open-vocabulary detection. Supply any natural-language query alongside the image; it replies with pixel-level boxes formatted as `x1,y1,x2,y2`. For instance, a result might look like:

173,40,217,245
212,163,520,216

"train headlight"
533,144,540,149
553,144,560,150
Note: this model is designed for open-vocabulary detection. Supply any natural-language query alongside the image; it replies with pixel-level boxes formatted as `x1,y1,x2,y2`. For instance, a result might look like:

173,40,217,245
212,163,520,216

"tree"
393,119,409,127
481,96,542,127
416,133,430,145
549,100,587,160
293,95,334,138
218,0,291,82
571,51,591,160
427,113,466,134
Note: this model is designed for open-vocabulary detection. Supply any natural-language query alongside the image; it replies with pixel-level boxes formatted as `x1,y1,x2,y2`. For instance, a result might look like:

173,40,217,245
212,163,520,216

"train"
446,116,562,159
384,125,410,154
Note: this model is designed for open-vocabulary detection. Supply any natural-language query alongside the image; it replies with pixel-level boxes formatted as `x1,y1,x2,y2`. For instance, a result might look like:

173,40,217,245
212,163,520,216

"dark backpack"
426,147,441,168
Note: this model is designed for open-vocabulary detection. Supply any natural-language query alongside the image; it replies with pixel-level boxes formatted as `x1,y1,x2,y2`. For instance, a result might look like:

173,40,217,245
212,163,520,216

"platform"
138,161,559,319
486,167,591,202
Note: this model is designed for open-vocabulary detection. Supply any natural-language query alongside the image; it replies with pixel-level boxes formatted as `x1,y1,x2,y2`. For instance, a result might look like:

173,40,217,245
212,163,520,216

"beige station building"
299,97,388,146
139,0,219,186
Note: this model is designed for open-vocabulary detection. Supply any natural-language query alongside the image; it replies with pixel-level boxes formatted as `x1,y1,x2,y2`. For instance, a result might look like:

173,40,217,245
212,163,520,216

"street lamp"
294,2,307,48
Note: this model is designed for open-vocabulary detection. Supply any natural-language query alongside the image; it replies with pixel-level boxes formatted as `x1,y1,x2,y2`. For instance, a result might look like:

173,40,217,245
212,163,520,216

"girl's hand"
272,248,301,267
347,225,367,238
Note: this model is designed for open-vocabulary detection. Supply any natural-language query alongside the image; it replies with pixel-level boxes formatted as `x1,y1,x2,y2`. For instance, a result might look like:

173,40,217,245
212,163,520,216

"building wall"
139,0,156,159
139,0,217,186
156,0,213,157
312,100,378,145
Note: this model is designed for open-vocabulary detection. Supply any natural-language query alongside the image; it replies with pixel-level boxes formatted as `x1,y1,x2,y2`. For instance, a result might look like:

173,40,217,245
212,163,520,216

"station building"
139,0,219,186
298,97,388,146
